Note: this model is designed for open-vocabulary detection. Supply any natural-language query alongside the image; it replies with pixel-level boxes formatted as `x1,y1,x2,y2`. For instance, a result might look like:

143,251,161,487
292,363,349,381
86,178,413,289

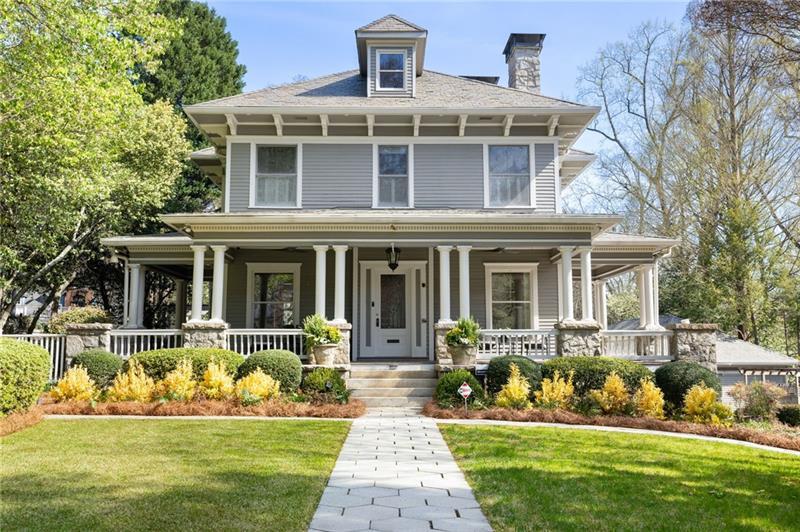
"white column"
637,267,647,328
313,245,329,317
190,245,206,322
122,261,130,326
579,247,593,321
559,246,575,321
596,280,608,329
127,263,141,328
653,258,661,328
174,279,187,327
135,266,146,328
457,246,471,319
642,264,655,328
210,245,227,322
332,245,348,323
437,246,453,323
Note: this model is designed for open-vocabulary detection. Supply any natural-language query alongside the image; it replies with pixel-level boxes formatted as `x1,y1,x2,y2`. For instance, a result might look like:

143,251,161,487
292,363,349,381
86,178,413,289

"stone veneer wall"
555,321,602,357
65,323,113,364
667,323,718,371
507,45,542,94
182,321,227,349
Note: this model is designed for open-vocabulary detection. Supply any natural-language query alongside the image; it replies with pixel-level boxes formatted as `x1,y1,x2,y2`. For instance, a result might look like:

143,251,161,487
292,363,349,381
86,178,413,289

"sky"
206,0,690,153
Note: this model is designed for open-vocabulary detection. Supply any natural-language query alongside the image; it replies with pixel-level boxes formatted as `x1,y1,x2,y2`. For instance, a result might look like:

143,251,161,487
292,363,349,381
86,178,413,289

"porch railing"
109,329,184,359
225,329,306,358
5,333,67,381
478,329,557,361
601,329,672,359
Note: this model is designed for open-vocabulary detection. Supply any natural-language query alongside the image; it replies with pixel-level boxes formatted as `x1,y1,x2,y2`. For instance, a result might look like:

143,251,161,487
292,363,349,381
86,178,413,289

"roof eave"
184,104,600,116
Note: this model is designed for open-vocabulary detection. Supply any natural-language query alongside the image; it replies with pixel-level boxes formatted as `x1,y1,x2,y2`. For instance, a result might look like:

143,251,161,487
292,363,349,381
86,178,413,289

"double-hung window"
485,264,539,329
487,145,532,207
254,145,298,207
246,264,301,328
376,145,410,207
377,51,405,90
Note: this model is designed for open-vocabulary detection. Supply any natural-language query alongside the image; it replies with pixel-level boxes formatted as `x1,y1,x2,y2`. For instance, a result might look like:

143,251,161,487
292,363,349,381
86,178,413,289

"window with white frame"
376,51,406,90
246,264,301,328
254,145,298,207
485,264,539,329
487,145,531,207
377,145,410,207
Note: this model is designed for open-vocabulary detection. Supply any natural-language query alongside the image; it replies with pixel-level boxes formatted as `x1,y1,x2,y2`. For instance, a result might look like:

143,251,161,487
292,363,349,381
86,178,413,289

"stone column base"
182,321,228,349
65,323,113,366
434,321,456,365
555,320,602,357
667,323,718,371
328,321,352,365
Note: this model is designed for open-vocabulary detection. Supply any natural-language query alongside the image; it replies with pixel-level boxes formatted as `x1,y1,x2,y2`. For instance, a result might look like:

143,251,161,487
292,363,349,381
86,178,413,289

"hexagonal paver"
401,505,457,520
431,517,492,532
371,516,435,532
313,505,344,519
458,508,489,521
399,487,448,498
342,505,399,520
319,493,371,508
309,515,370,532
373,495,428,509
426,495,480,509
348,486,398,499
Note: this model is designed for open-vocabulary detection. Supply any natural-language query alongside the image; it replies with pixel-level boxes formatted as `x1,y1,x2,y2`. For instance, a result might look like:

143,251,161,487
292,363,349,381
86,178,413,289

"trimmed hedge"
46,307,111,334
435,370,485,408
129,348,244,381
776,405,800,427
542,357,652,397
654,361,721,407
236,350,303,392
71,349,122,389
0,338,51,413
302,368,349,404
486,356,542,398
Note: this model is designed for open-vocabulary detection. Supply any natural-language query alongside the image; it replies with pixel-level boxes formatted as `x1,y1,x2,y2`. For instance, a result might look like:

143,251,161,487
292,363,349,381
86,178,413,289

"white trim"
554,141,562,213
366,46,372,98
427,246,434,359
187,105,600,116
224,137,231,213
411,46,417,97
484,262,540,329
375,48,408,92
248,142,303,209
373,143,413,208
245,262,302,328
483,143,536,209
226,135,561,144
351,246,359,360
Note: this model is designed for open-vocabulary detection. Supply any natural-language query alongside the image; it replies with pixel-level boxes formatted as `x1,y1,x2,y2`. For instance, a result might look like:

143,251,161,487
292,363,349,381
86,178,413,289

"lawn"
440,425,800,532
1,419,350,531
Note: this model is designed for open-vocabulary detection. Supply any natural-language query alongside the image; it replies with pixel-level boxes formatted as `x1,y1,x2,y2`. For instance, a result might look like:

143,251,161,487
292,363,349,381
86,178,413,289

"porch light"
385,243,401,271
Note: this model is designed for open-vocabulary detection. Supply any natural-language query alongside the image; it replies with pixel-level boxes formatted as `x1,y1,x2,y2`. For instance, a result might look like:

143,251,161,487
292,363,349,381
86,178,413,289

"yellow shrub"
633,378,665,419
683,383,734,426
589,372,630,415
200,361,234,400
50,366,98,402
156,358,196,401
108,360,155,402
534,370,574,409
495,363,532,410
235,369,281,405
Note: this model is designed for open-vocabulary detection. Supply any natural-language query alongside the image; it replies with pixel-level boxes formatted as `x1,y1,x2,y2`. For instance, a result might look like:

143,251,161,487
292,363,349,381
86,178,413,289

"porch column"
210,245,227,322
579,247,593,322
122,261,130,326
332,245,348,323
637,267,647,328
127,263,141,328
594,280,608,329
190,245,206,322
559,246,575,321
642,264,656,328
174,279,187,327
437,245,453,323
135,266,146,328
313,245,329,317
457,245,471,319
653,258,662,328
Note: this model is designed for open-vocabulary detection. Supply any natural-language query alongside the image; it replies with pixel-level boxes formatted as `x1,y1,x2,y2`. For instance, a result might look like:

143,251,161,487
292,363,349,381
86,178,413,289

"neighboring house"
102,15,678,364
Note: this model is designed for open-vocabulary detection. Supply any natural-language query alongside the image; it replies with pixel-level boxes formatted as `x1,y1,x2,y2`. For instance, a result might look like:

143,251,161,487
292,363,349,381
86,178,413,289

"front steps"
348,363,436,408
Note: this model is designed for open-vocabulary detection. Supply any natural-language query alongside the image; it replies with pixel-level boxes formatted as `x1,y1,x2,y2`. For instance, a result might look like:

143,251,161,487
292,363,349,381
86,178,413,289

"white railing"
225,329,306,358
5,334,67,381
478,329,556,361
109,329,184,359
601,329,672,359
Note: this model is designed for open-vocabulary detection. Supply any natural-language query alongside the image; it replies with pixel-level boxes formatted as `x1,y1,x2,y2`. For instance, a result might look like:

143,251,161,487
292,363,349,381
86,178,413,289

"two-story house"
102,15,678,375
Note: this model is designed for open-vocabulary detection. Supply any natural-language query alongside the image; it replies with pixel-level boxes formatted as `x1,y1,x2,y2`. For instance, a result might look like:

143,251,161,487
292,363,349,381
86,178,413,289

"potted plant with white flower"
445,317,480,365
303,314,342,365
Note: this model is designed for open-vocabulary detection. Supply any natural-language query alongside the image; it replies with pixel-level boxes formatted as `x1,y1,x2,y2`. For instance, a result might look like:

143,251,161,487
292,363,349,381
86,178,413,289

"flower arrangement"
303,314,342,351
444,317,480,347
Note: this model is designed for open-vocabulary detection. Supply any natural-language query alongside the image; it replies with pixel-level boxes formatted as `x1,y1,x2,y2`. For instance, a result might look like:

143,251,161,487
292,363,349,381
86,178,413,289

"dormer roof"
355,14,427,76
356,14,426,33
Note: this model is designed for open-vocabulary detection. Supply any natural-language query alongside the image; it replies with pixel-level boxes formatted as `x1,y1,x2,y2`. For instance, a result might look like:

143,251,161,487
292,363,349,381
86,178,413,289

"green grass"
440,425,800,532
1,419,350,531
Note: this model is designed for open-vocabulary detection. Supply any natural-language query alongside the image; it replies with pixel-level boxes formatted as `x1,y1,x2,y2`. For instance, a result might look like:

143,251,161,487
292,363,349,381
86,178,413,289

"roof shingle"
357,14,426,33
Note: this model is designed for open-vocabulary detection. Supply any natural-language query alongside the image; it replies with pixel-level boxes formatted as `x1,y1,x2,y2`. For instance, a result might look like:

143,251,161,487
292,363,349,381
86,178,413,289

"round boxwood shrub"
129,348,244,381
301,367,349,403
435,369,485,408
70,349,122,389
654,361,721,407
486,355,542,398
236,350,302,392
46,307,111,334
776,405,800,427
542,356,652,397
0,338,51,413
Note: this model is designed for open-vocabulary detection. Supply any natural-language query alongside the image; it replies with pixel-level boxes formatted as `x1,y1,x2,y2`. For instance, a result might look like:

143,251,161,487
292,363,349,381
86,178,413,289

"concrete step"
348,378,438,389
350,369,437,379
351,387,434,398
357,396,431,408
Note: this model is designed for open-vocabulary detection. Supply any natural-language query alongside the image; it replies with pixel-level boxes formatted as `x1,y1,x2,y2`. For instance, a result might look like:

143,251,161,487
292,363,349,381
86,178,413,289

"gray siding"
369,46,414,98
302,144,373,208
414,145,483,208
534,143,557,212
228,143,250,211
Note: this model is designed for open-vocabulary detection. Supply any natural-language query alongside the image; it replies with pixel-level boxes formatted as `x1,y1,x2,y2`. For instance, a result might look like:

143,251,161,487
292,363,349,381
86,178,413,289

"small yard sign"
458,381,472,413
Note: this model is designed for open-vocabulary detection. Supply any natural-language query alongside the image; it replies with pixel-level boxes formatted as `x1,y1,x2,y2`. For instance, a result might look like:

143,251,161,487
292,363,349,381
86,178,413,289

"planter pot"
449,345,477,366
312,344,339,366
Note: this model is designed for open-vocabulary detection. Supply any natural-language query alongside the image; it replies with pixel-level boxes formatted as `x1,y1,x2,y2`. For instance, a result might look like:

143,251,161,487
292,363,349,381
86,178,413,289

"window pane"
257,146,296,174
491,272,530,302
490,175,530,206
379,176,408,206
254,273,294,302
256,175,296,206
253,302,294,328
380,274,406,328
489,146,529,175
379,53,404,70
379,72,404,88
492,302,530,329
379,146,408,175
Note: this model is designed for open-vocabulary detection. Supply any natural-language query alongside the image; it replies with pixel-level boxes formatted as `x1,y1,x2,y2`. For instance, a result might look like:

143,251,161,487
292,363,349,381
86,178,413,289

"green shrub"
236,350,302,392
46,307,111,334
654,361,721,407
129,348,244,381
777,405,800,427
486,356,542,398
729,381,787,421
301,368,349,404
435,369,485,408
445,317,480,347
0,338,51,413
303,314,341,353
542,357,652,398
70,349,122,389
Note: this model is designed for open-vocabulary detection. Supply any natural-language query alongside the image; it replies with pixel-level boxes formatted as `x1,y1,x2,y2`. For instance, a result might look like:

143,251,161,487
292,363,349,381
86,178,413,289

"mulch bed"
41,399,366,419
423,402,800,452
1,407,44,437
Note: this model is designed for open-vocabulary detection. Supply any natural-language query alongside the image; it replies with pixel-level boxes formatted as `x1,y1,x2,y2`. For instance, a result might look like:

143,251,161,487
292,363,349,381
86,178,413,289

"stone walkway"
309,408,491,532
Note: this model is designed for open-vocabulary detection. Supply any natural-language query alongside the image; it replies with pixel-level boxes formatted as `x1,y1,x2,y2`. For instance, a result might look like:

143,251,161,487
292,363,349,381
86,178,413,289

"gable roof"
357,14,426,33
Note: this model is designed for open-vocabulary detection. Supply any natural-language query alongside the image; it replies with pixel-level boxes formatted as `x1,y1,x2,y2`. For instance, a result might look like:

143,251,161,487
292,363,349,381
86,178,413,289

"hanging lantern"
385,243,401,271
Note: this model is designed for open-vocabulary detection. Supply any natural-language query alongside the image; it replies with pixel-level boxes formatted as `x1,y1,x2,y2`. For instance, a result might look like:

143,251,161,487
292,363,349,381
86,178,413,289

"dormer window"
377,50,406,90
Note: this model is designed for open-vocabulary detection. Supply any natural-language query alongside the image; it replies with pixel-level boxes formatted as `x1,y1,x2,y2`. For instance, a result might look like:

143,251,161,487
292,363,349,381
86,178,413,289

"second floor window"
255,145,297,207
488,145,531,207
377,51,405,90
377,145,409,207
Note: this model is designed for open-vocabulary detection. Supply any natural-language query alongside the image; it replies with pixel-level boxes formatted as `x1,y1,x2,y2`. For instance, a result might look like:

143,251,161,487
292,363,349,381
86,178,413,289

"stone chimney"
503,33,546,94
